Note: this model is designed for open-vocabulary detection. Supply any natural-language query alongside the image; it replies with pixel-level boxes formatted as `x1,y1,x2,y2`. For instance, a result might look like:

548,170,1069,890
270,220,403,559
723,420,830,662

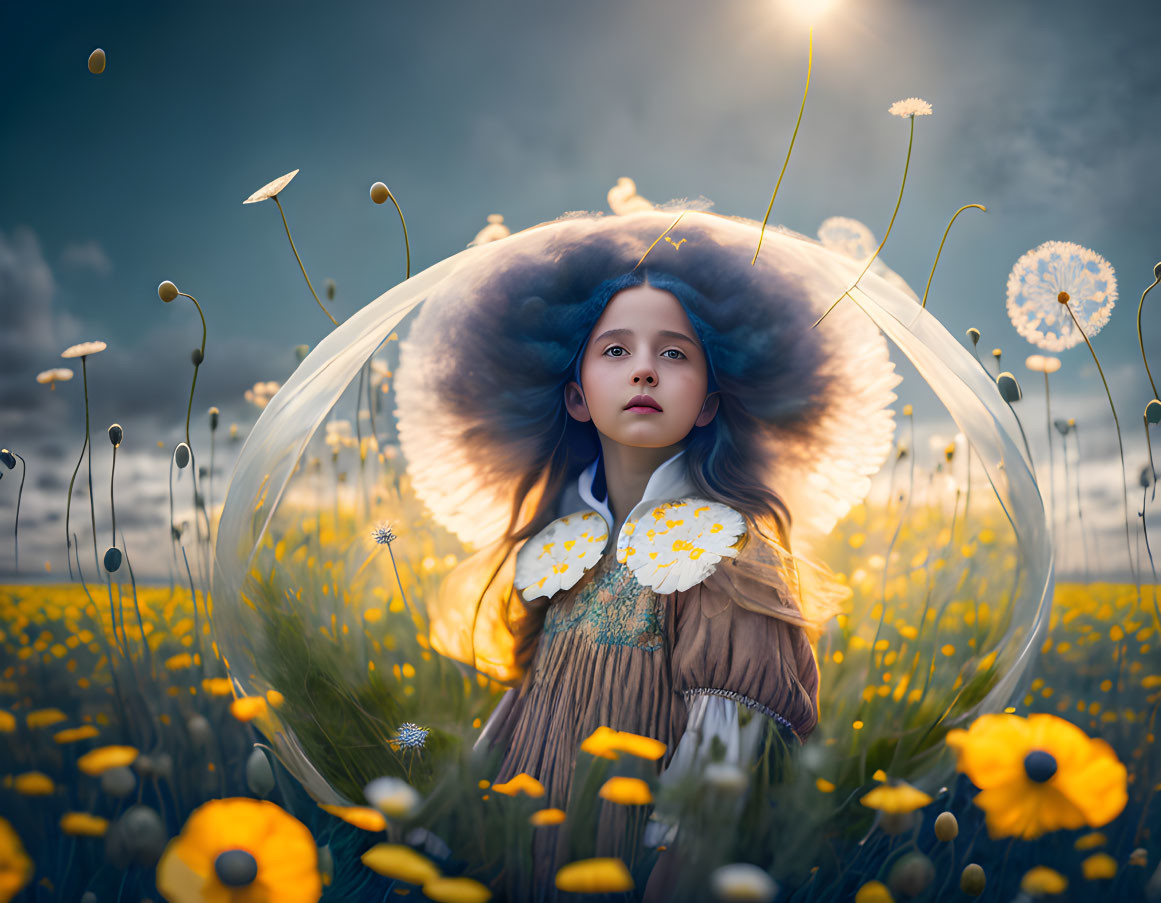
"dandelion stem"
813,114,915,329
633,210,688,271
9,451,25,572
110,442,117,548
1043,372,1055,537
382,187,412,279
273,196,338,326
752,27,812,267
83,356,99,574
1071,426,1091,584
1138,273,1160,398
177,291,207,448
921,205,986,309
1062,302,1141,600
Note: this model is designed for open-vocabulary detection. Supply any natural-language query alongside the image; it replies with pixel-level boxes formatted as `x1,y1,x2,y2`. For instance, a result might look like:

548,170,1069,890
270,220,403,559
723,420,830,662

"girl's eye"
662,349,686,360
603,346,627,358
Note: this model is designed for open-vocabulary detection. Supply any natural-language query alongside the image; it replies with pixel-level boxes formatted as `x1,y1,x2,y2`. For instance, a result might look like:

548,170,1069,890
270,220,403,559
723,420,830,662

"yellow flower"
1020,866,1067,896
54,725,100,744
859,780,933,814
1073,831,1106,851
60,813,109,837
0,711,15,733
156,798,322,903
12,772,54,796
165,653,194,670
555,858,634,894
77,745,138,776
230,696,268,722
580,726,666,761
1081,853,1116,880
491,773,546,798
529,808,567,827
422,876,492,903
319,805,386,832
945,713,1127,839
361,843,440,885
266,690,285,708
0,817,33,903
203,677,233,696
598,777,653,805
854,880,894,903
26,708,67,729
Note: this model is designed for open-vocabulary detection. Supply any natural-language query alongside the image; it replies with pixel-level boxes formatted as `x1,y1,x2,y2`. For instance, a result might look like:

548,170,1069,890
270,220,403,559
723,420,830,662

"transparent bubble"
214,211,1050,805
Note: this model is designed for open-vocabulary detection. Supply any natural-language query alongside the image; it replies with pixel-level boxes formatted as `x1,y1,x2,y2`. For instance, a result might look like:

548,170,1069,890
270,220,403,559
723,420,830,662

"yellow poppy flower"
0,817,33,903
854,881,894,903
360,843,440,885
580,726,666,761
555,858,634,894
12,772,54,796
422,876,492,903
77,745,138,776
1073,831,1106,851
60,813,109,837
598,777,653,805
230,696,268,723
0,711,15,733
529,808,566,827
490,773,546,798
1020,866,1067,895
319,805,386,832
1081,853,1116,880
156,798,322,903
26,708,67,729
859,780,933,814
945,713,1127,839
53,725,100,744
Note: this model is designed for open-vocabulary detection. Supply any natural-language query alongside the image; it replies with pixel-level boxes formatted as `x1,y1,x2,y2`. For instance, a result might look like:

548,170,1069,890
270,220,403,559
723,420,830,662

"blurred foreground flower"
859,779,932,813
1020,866,1067,896
36,367,73,389
60,813,109,837
0,817,32,903
1006,241,1116,351
491,773,546,798
77,745,138,776
946,713,1127,839
580,725,666,760
365,776,422,817
422,877,493,903
555,858,634,894
710,863,778,902
361,844,439,884
469,213,510,247
157,798,321,903
319,805,386,832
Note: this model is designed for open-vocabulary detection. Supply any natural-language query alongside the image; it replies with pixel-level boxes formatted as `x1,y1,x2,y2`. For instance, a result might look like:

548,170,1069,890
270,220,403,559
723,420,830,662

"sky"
1,0,1159,581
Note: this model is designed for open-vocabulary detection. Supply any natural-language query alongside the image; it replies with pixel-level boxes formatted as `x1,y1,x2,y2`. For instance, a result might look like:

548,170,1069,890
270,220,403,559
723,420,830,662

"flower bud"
88,48,106,74
1155,262,1161,280
158,281,179,303
959,863,986,896
108,424,123,447
174,443,191,469
295,344,310,363
246,747,275,798
0,449,14,470
370,182,390,204
216,849,259,887
191,348,204,366
966,327,980,345
1147,399,1161,425
710,863,778,902
103,548,122,573
100,765,136,798
888,852,934,897
208,407,220,431
325,279,336,301
934,811,958,841
996,372,1022,404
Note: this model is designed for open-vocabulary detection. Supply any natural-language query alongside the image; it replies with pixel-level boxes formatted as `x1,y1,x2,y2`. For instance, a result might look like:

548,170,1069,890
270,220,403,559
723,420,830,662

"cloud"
59,240,114,277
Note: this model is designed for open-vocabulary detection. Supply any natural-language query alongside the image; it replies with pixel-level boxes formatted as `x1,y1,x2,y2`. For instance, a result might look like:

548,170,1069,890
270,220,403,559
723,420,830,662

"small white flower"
1024,354,1062,374
364,776,421,818
61,341,107,359
889,97,933,118
702,762,749,793
36,368,74,388
243,169,299,205
244,380,281,409
709,863,779,902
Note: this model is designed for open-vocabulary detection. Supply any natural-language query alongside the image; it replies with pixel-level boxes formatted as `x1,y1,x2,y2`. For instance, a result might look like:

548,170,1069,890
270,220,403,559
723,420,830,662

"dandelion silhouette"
369,182,412,280
244,169,339,326
61,341,106,578
0,448,24,571
752,26,813,266
920,204,986,309
35,367,73,390
813,98,932,329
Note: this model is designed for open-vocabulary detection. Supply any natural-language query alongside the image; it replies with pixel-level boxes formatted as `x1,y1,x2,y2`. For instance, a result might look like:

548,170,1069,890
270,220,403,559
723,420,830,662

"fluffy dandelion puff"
889,97,933,118
818,216,877,262
243,169,299,205
372,522,397,545
1006,241,1117,351
61,341,106,359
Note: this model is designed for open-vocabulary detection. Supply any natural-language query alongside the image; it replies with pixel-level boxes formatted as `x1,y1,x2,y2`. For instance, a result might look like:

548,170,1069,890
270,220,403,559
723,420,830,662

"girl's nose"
632,366,657,386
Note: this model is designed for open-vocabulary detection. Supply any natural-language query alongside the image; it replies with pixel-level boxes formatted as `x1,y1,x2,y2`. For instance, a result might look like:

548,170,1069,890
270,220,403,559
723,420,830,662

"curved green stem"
921,204,987,309
273,195,338,325
110,444,117,547
1138,275,1159,398
83,357,99,573
177,291,207,448
634,210,688,271
813,114,915,330
1063,302,1143,604
383,188,411,279
12,452,24,572
752,27,812,267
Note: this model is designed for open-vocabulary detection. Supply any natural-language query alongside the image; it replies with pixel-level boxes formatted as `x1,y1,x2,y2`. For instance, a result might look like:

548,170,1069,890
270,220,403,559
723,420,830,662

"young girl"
393,210,899,899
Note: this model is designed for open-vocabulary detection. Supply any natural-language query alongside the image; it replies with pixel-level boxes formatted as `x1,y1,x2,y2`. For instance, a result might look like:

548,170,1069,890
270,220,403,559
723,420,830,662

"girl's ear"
564,381,592,423
694,392,720,428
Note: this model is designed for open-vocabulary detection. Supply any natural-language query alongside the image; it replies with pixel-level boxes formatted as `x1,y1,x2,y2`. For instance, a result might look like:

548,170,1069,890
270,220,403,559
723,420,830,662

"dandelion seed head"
1006,241,1117,351
372,523,397,545
889,97,933,118
243,169,299,205
61,341,106,359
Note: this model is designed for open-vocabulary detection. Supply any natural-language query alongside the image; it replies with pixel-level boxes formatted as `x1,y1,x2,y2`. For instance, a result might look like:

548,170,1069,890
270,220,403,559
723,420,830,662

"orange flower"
11,772,54,796
529,808,566,827
598,777,653,805
555,858,634,894
490,773,546,798
156,798,321,903
319,805,386,832
580,726,666,761
53,725,100,744
0,817,33,903
77,745,138,776
230,696,268,723
946,713,1127,839
60,813,109,837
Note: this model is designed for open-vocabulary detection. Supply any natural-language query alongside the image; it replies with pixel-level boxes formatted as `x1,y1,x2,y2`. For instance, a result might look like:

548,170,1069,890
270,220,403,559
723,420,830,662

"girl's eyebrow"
593,327,698,346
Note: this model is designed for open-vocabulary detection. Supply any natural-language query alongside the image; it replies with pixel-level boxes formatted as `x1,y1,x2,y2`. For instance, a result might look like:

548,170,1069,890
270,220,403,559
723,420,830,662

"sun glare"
782,0,838,24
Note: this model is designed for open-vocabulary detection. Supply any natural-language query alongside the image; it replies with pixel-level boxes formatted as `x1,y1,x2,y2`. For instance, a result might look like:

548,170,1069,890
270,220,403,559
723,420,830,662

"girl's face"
565,283,718,449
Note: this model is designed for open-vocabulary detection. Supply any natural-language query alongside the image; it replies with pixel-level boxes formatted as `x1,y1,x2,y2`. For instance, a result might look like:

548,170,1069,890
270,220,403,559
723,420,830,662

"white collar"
577,447,694,530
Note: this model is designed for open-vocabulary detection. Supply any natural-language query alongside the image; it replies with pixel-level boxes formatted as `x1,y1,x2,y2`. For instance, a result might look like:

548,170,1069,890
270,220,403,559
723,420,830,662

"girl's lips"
625,394,662,412
626,405,662,414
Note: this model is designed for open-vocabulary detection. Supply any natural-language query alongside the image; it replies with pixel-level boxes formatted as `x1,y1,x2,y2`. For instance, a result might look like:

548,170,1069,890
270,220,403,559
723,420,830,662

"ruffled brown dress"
476,544,820,902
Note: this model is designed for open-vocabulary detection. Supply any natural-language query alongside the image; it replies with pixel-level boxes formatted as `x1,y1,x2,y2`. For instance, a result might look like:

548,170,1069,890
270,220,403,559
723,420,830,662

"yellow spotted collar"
514,499,747,601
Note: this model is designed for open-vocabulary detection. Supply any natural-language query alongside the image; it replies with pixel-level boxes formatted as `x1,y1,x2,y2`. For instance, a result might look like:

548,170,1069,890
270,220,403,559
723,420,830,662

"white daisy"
61,341,106,359
889,97,933,118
